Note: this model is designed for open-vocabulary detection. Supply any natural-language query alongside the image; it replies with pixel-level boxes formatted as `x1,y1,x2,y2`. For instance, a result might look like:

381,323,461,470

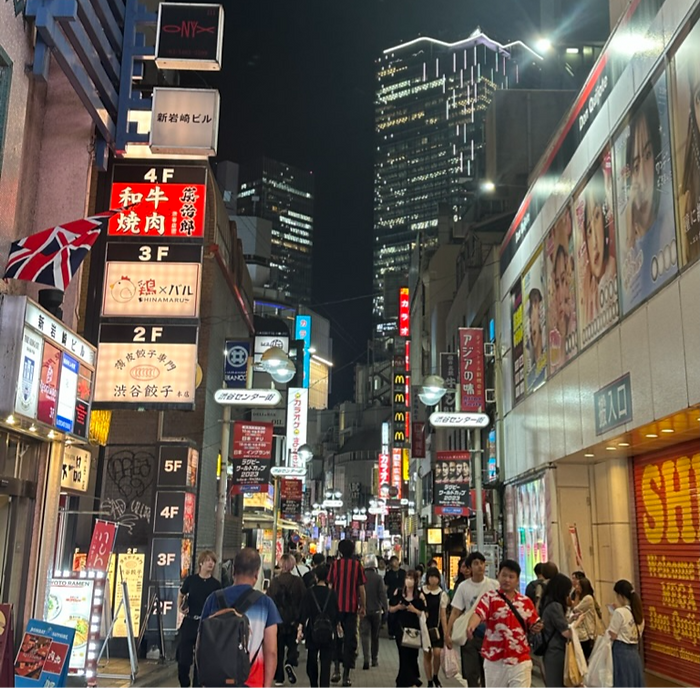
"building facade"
237,157,315,306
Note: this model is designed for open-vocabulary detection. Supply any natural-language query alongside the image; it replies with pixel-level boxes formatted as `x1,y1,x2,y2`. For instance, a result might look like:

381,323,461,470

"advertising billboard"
458,328,484,412
522,250,547,393
433,450,471,516
14,328,42,420
613,73,678,314
37,343,61,426
286,388,309,472
511,282,525,403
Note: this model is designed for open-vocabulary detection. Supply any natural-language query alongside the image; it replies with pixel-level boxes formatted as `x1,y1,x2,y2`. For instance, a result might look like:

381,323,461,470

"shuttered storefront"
633,441,700,686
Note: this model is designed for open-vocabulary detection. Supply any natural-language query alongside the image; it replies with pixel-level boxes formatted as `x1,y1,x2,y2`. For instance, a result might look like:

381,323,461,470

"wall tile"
619,306,654,427
680,263,700,405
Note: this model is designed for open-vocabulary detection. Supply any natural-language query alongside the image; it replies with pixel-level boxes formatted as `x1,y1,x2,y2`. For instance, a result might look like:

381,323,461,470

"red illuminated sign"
108,165,207,239
378,453,390,495
232,422,274,459
459,328,485,412
37,342,61,426
391,448,402,499
86,520,118,572
398,287,410,337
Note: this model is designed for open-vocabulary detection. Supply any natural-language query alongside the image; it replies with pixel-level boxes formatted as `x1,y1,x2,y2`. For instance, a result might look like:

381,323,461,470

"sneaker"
274,683,284,687
342,680,352,687
331,670,341,683
285,665,297,685
362,663,369,670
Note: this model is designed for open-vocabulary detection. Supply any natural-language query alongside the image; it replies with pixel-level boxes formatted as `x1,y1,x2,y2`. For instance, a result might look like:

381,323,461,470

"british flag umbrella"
2,208,124,291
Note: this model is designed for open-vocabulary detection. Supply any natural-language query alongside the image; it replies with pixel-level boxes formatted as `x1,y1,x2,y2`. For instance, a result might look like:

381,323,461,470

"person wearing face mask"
389,570,426,688
176,550,222,687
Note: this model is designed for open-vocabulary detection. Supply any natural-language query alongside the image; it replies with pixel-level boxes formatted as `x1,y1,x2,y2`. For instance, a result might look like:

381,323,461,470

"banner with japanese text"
458,328,484,412
280,479,303,520
434,451,471,515
232,422,273,459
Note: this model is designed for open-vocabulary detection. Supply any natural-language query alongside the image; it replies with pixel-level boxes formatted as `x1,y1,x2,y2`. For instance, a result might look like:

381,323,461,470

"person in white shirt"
290,551,310,578
608,579,645,687
445,552,499,688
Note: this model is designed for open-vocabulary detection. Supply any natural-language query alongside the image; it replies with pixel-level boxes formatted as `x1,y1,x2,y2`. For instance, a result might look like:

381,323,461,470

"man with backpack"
297,564,339,687
302,553,327,589
267,553,307,686
198,547,281,687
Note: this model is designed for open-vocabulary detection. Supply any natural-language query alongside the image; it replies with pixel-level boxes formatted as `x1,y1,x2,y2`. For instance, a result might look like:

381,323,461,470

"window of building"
0,46,13,176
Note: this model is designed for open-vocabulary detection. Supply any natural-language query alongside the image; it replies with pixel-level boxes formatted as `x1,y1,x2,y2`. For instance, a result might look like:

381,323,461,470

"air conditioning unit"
485,388,496,404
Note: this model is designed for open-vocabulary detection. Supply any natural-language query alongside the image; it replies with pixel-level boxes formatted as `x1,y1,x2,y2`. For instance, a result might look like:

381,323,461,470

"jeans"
461,634,485,687
176,617,200,687
306,641,334,687
275,628,299,682
334,612,358,670
360,612,381,664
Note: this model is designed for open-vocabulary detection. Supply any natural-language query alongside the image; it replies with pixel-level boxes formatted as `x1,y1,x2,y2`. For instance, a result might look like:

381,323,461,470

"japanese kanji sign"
86,520,118,572
232,422,274,460
398,286,410,337
280,478,303,520
594,373,632,435
440,352,458,412
458,328,485,413
93,323,198,410
378,453,390,496
150,88,220,157
109,165,207,239
101,242,203,319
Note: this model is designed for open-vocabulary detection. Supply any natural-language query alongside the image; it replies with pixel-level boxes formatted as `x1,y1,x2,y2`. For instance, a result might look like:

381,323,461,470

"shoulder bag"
497,591,552,656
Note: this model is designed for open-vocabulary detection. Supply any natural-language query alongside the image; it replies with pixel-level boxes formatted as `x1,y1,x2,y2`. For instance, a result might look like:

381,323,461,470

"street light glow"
535,37,552,53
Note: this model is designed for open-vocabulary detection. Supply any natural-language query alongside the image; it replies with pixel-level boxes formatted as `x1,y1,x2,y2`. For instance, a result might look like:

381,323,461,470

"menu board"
111,553,145,638
14,619,75,687
44,578,94,670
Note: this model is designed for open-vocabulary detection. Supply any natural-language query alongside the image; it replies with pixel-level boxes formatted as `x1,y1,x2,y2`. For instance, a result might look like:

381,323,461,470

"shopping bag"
441,645,462,679
419,612,432,652
451,612,469,646
564,639,584,686
584,634,613,687
571,630,588,676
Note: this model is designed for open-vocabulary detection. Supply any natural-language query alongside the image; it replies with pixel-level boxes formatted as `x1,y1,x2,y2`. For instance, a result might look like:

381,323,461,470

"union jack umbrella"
2,208,122,291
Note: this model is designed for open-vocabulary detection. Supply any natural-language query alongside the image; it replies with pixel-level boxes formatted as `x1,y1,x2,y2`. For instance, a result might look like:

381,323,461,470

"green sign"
594,373,632,436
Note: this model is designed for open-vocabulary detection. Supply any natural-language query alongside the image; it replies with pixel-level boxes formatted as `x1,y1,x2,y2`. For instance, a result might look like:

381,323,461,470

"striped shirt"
329,557,366,613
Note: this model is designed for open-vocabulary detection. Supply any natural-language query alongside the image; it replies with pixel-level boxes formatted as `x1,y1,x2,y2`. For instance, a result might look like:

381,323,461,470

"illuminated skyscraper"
237,157,314,305
373,30,539,331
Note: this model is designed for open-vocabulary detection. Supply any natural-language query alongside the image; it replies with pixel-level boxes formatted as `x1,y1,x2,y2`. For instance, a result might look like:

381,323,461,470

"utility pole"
214,404,231,577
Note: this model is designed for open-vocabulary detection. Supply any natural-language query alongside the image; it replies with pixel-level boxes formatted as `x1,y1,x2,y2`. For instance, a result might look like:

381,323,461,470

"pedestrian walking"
360,554,387,670
176,550,221,687
298,564,339,688
268,553,307,686
199,547,281,688
385,556,406,640
422,566,449,687
608,579,645,687
571,577,602,659
389,569,426,688
303,553,327,589
465,559,542,688
445,551,499,687
539,573,573,687
328,539,366,687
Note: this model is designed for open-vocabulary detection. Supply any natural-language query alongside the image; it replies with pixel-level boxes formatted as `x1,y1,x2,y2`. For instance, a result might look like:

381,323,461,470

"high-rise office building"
373,30,539,331
237,157,314,305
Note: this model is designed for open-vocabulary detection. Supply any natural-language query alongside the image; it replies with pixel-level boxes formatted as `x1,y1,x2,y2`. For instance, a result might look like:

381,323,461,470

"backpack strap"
497,591,529,636
233,587,263,616
214,589,228,612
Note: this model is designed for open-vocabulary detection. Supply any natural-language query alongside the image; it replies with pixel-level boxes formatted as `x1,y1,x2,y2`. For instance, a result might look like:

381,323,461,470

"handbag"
451,612,469,646
401,626,423,649
564,638,584,686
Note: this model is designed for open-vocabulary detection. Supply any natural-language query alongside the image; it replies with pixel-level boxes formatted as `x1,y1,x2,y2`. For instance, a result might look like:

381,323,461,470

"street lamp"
418,375,448,406
297,444,314,464
260,346,296,383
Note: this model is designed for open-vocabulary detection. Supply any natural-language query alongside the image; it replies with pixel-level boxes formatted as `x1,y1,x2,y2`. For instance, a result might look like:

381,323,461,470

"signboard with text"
157,445,199,488
232,422,274,460
434,451,471,516
14,619,74,687
86,520,118,572
93,323,198,409
102,242,203,318
286,388,309,472
594,373,632,435
224,340,250,388
280,478,303,520
109,165,207,239
458,328,485,412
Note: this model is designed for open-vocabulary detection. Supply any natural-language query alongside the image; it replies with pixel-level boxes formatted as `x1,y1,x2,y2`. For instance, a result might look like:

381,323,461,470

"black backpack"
196,587,263,687
275,580,298,629
309,588,334,646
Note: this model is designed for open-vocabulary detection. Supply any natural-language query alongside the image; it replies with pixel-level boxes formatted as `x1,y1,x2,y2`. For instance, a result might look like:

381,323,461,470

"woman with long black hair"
608,579,645,687
389,569,426,687
539,573,573,687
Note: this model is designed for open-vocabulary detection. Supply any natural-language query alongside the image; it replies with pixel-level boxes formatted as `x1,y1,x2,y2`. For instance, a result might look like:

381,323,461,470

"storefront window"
515,475,548,594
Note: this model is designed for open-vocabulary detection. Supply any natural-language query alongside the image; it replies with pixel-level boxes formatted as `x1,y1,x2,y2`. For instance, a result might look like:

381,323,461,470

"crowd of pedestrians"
174,543,647,688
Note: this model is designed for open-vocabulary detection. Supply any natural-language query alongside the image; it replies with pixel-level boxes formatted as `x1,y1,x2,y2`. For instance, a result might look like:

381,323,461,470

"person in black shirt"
298,565,339,687
303,553,327,589
384,556,406,640
389,569,427,688
176,549,222,687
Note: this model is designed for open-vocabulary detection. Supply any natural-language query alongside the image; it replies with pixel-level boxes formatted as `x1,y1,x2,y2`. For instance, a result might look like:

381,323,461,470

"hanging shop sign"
224,340,251,388
232,422,274,460
93,324,198,410
295,315,312,388
85,520,118,572
280,478,303,520
0,297,95,440
231,457,272,491
150,88,220,157
633,443,699,686
153,491,196,535
286,388,309,472
391,448,403,499
109,165,207,239
102,242,203,318
214,388,281,406
398,287,410,337
155,3,224,71
157,445,199,489
150,538,193,584
458,328,485,412
392,360,410,446
429,412,490,428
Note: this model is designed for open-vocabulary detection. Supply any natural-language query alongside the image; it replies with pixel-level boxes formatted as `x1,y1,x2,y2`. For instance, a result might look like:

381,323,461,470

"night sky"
201,1,610,403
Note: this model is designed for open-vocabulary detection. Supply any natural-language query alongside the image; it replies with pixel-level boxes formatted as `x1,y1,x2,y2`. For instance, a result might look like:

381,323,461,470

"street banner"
458,328,485,412
232,422,273,459
378,453,390,496
86,520,118,572
411,422,425,458
224,340,250,388
231,457,271,490
434,450,471,515
280,478,303,520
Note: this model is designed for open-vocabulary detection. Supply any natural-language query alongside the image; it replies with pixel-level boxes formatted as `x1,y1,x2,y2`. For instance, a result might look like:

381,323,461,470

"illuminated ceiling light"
584,453,594,458
28,424,37,433
5,415,15,425
47,430,56,440
645,433,658,439
566,47,580,54
618,442,630,447
481,180,496,193
605,446,616,451
535,37,553,54
661,428,675,434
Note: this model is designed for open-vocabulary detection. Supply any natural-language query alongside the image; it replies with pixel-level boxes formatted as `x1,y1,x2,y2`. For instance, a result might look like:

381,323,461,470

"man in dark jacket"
384,555,405,640
268,553,307,685
360,554,388,670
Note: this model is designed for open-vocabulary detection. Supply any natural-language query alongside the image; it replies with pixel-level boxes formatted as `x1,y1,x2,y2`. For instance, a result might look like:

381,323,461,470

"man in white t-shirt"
445,552,499,688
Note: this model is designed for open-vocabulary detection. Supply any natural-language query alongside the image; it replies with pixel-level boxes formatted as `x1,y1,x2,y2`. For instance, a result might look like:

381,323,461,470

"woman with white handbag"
389,569,427,687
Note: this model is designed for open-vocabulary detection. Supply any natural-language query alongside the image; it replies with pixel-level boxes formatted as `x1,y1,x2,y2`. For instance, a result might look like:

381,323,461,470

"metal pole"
214,404,231,577
474,429,484,551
